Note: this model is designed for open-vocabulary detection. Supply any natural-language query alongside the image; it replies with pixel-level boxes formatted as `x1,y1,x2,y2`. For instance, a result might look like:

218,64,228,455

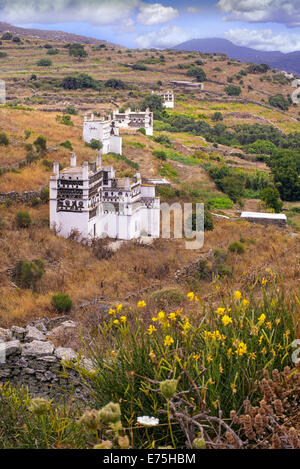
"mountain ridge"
0,21,118,47
171,38,300,76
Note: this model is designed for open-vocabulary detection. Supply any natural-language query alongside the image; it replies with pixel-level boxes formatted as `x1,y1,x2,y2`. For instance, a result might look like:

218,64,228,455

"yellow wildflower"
182,320,191,331
116,304,123,313
242,298,249,307
221,315,233,326
275,318,281,325
113,319,119,325
109,308,116,315
259,334,264,345
227,348,233,357
216,307,226,316
164,335,174,347
187,292,194,301
120,316,127,323
157,311,165,321
219,364,224,373
234,290,242,300
137,300,146,308
235,341,247,357
207,355,213,363
261,347,267,355
149,350,156,362
258,313,266,324
261,277,267,285
266,321,272,330
193,353,200,361
147,325,157,335
168,312,177,321
249,352,256,360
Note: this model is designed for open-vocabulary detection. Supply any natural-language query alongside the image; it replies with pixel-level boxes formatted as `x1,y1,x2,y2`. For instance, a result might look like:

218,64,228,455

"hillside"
0,21,116,46
0,25,299,451
172,38,300,76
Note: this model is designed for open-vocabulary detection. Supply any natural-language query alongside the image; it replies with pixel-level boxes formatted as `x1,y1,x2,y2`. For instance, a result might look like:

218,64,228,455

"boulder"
22,340,55,357
0,339,21,358
11,325,26,341
0,328,12,342
55,346,77,362
25,325,46,342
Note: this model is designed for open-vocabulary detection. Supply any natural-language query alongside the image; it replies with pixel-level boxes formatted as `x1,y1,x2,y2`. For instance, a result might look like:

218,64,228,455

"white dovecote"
49,153,160,240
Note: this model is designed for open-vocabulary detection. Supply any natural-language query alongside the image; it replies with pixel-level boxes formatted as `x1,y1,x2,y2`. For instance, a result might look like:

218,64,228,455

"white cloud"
225,28,300,53
186,6,200,14
136,24,190,49
217,0,300,27
0,0,140,26
137,2,178,26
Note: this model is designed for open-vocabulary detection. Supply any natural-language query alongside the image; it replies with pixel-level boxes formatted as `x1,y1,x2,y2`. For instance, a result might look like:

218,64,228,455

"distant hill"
0,21,117,47
172,38,300,76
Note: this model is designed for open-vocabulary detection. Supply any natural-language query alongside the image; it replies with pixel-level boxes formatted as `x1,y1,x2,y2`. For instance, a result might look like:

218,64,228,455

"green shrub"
152,149,167,160
15,211,32,228
36,59,52,67
51,293,73,313
40,187,50,203
60,140,73,150
85,139,103,150
225,85,241,96
34,135,47,152
15,259,44,290
0,132,9,146
228,241,246,254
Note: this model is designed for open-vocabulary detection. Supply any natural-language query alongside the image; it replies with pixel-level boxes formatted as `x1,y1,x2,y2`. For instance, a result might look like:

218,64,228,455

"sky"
1,0,300,53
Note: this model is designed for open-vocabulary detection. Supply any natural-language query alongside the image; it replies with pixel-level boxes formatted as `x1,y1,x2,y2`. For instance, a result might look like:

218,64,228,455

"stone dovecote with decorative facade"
152,89,174,108
83,113,122,155
50,152,160,240
112,107,153,136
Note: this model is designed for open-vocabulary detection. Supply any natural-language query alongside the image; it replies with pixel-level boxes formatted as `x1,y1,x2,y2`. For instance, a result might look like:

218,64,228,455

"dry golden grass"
0,202,299,328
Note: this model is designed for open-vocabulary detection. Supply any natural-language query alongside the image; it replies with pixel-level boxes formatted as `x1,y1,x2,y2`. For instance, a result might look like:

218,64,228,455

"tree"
36,59,52,66
247,139,277,155
104,79,127,89
34,135,47,152
15,259,44,290
186,66,206,82
269,94,290,111
68,43,88,60
140,94,164,112
211,112,223,122
260,187,283,212
225,85,241,96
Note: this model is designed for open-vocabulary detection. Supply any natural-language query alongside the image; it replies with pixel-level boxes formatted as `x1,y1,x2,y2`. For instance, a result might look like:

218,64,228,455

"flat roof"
241,212,287,220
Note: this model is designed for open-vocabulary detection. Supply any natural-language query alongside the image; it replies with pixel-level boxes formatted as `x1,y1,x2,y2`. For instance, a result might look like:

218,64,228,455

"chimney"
125,177,130,189
70,152,77,167
96,151,102,168
82,161,89,179
53,162,59,175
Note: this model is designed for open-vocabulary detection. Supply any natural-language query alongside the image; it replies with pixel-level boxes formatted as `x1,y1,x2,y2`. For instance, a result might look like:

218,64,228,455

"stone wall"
0,190,41,204
0,317,93,400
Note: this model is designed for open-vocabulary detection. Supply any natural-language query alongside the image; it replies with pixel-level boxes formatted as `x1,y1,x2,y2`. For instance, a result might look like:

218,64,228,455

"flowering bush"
79,281,298,448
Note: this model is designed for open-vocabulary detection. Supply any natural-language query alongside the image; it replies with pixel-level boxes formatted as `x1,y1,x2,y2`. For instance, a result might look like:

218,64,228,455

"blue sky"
1,1,300,52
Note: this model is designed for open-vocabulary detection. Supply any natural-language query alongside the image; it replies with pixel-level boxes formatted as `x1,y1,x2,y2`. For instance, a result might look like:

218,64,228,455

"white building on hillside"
112,108,153,136
50,152,160,240
83,114,122,155
152,90,174,108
